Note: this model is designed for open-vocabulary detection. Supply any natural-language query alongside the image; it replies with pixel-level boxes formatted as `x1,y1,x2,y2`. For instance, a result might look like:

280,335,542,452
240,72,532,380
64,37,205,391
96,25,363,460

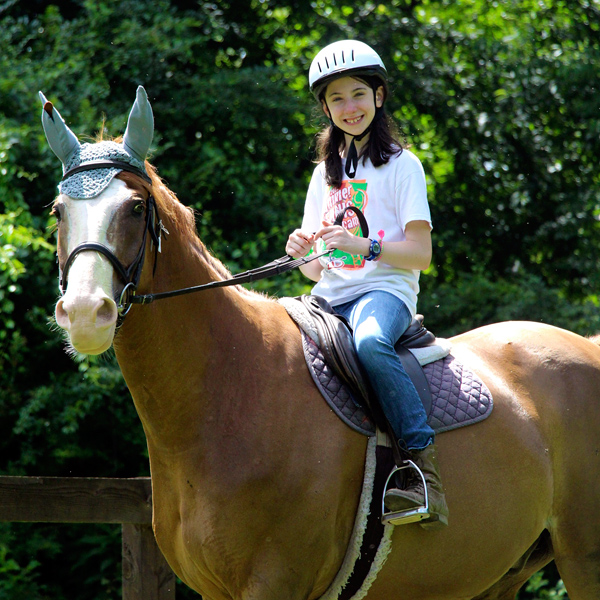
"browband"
62,159,151,183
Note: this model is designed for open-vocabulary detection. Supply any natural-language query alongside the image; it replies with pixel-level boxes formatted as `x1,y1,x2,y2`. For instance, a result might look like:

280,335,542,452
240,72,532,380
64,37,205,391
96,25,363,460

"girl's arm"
299,260,325,282
377,220,432,270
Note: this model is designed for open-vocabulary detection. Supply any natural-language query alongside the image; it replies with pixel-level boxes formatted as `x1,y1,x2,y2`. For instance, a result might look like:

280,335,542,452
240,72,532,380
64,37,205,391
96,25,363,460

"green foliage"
0,541,42,599
12,356,148,475
519,569,568,599
1,0,597,597
0,522,123,600
420,269,600,338
0,211,54,339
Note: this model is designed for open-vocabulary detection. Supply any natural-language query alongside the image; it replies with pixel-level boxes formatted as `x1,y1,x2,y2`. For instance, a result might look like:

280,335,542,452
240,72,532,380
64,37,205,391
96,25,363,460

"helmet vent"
308,40,387,94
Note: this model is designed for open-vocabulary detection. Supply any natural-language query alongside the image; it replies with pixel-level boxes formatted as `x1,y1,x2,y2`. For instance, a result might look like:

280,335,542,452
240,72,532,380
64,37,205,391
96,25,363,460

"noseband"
59,161,166,316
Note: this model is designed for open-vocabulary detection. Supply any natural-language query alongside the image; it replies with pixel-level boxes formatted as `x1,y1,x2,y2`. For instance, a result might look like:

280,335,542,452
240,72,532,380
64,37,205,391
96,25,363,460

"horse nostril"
55,298,70,328
96,297,118,326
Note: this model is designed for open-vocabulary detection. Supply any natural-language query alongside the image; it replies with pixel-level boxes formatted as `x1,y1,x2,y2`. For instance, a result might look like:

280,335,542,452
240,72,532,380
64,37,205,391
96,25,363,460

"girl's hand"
315,220,371,256
286,229,315,258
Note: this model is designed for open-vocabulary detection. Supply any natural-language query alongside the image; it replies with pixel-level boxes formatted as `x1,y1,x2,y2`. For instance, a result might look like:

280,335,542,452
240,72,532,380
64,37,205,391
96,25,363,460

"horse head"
41,87,157,355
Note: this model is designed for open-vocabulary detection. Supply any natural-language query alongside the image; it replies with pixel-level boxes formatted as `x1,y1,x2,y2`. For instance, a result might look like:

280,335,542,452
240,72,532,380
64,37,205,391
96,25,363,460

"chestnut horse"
44,89,600,599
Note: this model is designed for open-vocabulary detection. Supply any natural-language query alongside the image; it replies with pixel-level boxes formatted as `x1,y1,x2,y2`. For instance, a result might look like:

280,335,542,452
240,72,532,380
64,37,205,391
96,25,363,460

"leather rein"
58,161,369,318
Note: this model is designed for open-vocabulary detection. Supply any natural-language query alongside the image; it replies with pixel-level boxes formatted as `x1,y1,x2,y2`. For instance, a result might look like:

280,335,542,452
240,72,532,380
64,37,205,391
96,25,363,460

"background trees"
1,0,598,597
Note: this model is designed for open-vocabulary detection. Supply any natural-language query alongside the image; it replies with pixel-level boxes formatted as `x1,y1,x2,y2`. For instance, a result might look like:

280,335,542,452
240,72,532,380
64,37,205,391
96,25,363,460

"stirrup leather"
381,460,433,526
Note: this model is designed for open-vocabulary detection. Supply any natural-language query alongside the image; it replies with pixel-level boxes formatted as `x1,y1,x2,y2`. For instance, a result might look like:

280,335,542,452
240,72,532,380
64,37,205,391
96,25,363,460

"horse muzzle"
55,290,118,355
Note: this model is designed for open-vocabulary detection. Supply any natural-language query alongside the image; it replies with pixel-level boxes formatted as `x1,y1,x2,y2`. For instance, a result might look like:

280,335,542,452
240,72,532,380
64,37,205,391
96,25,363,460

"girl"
286,40,448,528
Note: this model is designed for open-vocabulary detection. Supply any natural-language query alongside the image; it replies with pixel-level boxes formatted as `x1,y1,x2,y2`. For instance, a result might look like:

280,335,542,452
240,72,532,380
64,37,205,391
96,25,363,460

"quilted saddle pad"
301,332,493,437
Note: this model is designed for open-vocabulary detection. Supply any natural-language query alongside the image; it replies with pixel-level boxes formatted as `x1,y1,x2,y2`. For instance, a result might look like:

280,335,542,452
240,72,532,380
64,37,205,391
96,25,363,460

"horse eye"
132,202,145,215
51,206,62,222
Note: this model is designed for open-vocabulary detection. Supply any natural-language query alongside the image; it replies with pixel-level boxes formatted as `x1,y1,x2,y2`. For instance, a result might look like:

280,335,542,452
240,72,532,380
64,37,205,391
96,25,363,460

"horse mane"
588,334,600,347
103,134,265,297
117,166,236,286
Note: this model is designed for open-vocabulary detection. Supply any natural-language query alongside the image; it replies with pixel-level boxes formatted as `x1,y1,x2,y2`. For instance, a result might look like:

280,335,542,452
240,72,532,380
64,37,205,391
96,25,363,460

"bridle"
58,160,165,317
58,161,370,319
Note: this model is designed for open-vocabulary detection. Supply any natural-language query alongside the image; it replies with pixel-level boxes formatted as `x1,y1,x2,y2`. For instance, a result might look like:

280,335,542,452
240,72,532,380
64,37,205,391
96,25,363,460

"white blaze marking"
62,178,132,297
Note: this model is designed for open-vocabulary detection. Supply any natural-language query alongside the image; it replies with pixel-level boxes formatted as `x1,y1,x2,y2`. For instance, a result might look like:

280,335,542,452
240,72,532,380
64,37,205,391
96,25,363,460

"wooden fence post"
122,523,176,600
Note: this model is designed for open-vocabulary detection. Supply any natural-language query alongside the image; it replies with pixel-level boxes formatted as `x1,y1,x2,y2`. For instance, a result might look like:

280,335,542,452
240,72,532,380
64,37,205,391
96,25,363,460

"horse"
42,87,600,600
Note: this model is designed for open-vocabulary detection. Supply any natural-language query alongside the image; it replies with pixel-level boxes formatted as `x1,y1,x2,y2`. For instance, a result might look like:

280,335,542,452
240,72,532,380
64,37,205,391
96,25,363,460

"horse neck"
113,218,267,453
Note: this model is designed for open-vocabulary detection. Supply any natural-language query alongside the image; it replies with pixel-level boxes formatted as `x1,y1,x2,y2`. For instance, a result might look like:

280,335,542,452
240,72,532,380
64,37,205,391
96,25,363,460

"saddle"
298,295,435,431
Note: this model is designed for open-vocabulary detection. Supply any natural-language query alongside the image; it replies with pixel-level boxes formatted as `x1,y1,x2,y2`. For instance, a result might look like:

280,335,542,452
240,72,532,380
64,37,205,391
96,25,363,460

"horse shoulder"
188,295,369,598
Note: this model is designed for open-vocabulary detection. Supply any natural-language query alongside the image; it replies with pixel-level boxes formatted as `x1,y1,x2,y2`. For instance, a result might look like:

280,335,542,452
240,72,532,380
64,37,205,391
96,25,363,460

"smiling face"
322,76,384,141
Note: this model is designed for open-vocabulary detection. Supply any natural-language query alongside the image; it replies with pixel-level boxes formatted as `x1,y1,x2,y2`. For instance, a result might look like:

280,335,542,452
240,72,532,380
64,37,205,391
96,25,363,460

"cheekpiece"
60,141,147,200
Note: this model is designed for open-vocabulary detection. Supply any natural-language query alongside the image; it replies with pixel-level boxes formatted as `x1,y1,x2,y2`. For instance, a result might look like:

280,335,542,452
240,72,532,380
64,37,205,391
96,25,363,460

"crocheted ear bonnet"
40,86,154,199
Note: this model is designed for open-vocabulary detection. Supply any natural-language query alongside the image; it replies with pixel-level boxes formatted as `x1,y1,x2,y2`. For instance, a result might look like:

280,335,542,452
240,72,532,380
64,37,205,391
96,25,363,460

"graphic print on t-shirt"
319,179,368,270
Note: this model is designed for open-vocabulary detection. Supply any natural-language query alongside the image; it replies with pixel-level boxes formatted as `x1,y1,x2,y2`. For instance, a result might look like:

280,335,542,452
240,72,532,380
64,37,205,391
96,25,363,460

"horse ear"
39,91,80,165
123,86,154,163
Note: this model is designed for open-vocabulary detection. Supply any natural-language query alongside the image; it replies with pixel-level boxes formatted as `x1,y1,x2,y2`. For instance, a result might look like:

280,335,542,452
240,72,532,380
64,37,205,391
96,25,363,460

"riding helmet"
308,40,387,99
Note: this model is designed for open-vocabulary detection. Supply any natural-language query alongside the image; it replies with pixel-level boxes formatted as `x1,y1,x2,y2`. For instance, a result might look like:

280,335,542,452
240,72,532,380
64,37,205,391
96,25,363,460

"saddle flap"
300,295,373,404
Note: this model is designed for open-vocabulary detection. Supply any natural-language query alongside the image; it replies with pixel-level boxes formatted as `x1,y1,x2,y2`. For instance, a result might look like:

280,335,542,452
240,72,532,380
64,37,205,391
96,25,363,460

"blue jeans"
334,291,435,451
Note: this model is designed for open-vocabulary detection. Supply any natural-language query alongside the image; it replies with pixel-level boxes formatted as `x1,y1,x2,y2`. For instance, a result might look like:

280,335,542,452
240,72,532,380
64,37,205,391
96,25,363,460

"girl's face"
322,76,384,137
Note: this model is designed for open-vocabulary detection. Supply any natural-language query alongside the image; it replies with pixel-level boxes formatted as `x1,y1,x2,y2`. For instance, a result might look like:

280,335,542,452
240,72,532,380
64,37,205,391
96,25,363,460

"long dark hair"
315,75,404,188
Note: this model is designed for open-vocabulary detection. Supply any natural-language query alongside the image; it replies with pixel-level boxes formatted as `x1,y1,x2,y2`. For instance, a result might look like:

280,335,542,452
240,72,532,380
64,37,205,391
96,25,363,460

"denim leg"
334,291,435,451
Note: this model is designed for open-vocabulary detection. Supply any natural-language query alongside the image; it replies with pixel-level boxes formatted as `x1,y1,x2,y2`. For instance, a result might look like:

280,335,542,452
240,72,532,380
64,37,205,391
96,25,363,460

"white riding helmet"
308,40,387,97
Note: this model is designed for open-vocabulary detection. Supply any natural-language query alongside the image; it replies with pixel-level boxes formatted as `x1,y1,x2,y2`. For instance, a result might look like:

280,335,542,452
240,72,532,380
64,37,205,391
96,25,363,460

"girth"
298,295,435,430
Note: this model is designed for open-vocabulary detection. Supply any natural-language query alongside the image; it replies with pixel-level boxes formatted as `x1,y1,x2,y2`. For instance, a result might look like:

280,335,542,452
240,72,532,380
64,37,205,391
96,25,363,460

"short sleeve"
301,164,325,232
396,158,432,231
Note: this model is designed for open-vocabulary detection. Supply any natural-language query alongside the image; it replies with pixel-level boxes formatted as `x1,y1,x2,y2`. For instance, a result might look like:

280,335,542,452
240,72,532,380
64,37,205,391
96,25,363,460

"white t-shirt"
301,148,431,316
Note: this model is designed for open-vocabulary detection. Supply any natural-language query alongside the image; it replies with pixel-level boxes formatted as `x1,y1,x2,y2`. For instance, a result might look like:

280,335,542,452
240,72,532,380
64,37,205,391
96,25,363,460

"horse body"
45,87,600,596
123,292,366,598
53,175,600,599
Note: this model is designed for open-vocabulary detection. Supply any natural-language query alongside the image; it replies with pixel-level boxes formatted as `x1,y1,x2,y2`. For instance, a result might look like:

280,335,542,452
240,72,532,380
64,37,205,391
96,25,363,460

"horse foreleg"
553,552,600,599
235,569,318,600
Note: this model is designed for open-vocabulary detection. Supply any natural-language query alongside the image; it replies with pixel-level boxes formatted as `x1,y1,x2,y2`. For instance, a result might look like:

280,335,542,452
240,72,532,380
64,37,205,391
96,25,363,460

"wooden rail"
0,476,176,599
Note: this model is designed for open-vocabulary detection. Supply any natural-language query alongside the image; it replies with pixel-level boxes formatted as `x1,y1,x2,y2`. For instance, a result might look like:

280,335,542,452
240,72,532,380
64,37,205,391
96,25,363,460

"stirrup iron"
381,459,433,526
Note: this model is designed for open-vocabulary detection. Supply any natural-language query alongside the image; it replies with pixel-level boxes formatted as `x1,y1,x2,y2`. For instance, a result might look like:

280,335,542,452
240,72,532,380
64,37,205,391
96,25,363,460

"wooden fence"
0,476,176,599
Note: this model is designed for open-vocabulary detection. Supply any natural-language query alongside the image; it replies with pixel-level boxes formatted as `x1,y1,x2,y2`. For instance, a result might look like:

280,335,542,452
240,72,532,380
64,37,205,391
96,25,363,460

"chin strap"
345,125,372,179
